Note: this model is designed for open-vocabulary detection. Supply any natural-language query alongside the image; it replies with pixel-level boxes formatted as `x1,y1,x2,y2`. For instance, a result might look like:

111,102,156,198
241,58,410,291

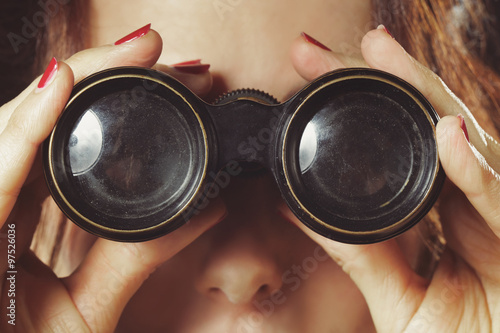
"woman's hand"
283,27,500,332
0,26,225,333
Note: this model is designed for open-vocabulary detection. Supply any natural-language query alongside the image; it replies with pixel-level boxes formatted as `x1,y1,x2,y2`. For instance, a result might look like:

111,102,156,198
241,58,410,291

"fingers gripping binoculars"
43,67,444,243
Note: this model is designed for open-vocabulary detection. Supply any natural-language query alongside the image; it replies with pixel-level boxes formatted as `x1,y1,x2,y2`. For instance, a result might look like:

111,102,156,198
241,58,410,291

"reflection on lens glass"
66,90,197,220
297,91,419,221
69,110,103,175
299,122,318,172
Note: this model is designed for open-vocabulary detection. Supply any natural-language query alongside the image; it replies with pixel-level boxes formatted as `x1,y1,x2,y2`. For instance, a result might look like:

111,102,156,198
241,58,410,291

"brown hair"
0,0,88,105
373,0,500,137
2,0,500,275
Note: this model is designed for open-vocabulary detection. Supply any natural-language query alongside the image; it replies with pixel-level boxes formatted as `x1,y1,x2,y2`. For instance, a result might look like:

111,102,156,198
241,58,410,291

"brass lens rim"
43,67,210,242
279,68,444,244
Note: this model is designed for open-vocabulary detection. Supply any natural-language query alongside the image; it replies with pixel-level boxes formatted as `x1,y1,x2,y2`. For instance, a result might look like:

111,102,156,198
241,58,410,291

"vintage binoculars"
43,67,444,243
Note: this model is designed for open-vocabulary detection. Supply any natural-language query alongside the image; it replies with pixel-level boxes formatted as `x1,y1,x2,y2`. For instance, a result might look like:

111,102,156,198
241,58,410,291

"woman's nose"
195,230,284,305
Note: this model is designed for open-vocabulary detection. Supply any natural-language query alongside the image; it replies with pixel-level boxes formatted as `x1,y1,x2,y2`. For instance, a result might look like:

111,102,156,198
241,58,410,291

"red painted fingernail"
172,63,210,74
377,24,394,39
301,32,332,51
114,23,151,45
37,57,58,90
171,59,202,66
457,114,470,142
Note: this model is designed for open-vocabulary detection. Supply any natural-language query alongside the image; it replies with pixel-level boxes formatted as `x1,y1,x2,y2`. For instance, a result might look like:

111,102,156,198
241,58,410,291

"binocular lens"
69,92,195,220
46,76,208,239
299,93,416,217
283,76,441,242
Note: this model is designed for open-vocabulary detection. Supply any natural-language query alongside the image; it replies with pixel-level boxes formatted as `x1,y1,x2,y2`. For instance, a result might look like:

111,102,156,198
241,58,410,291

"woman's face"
88,1,378,331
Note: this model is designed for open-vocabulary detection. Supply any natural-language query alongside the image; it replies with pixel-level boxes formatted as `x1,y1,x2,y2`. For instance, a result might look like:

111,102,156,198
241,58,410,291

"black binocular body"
43,67,445,243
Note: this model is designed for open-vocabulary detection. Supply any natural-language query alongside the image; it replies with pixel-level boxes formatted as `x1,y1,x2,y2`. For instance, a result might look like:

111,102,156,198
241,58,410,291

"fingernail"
114,23,151,45
377,24,394,39
172,63,210,74
457,114,470,142
36,57,58,92
301,32,332,51
171,59,202,66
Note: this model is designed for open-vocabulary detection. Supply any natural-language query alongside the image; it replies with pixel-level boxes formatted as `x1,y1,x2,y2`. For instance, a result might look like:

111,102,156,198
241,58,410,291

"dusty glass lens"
66,91,196,222
284,77,438,237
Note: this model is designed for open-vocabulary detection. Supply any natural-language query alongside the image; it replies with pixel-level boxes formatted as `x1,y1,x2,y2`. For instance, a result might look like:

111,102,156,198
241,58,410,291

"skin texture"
1,1,500,332
88,0,372,101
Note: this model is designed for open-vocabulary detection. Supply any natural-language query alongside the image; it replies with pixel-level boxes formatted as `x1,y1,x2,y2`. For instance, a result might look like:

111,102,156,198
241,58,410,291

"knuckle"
99,249,130,287
481,161,500,194
106,243,151,284
5,111,40,151
46,314,90,333
66,49,101,80
479,163,500,221
7,111,30,138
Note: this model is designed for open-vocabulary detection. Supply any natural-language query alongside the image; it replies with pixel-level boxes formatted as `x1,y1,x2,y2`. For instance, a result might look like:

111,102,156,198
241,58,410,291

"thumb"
290,32,366,82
